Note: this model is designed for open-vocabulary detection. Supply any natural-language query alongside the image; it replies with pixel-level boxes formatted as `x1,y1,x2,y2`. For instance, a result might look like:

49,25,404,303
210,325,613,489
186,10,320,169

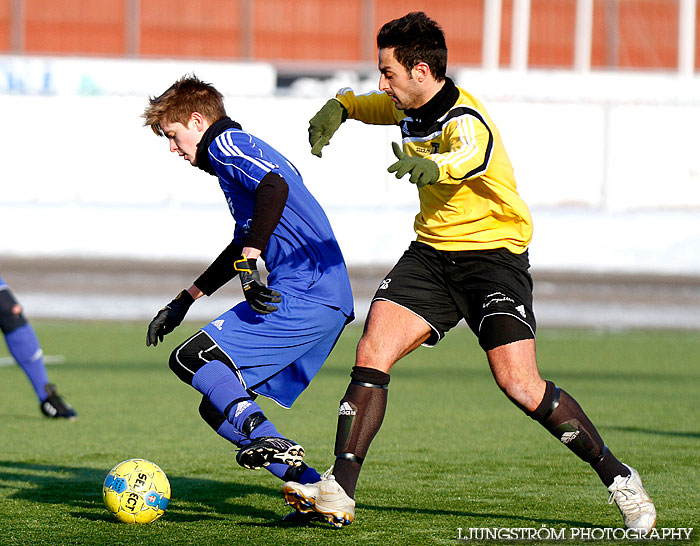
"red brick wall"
1,0,696,70
24,0,126,55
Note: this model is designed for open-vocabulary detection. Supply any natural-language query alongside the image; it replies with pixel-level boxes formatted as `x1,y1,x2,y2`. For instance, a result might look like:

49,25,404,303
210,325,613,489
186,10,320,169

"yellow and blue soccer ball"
103,458,171,523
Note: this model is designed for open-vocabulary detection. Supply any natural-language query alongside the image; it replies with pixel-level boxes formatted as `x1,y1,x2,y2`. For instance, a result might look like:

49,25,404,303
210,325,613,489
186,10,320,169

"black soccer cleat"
235,437,304,470
40,384,77,420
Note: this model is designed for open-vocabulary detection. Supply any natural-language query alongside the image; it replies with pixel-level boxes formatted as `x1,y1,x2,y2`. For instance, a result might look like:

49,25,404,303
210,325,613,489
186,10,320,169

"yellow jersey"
336,79,532,254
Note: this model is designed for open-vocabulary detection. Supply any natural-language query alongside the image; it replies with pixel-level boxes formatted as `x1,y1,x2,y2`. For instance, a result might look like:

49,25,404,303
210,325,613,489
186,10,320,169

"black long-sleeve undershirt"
193,172,288,296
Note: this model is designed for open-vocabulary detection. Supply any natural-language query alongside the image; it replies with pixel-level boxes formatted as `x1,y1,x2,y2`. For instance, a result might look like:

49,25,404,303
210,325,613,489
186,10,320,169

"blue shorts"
201,293,352,408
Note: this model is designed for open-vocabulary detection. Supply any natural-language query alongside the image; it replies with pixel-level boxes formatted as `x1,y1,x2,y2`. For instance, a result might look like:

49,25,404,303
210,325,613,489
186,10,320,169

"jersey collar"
195,116,243,176
404,77,459,124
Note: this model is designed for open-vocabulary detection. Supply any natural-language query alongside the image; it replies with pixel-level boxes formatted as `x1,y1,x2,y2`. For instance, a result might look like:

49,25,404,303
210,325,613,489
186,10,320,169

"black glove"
146,290,195,347
234,256,282,314
308,99,347,157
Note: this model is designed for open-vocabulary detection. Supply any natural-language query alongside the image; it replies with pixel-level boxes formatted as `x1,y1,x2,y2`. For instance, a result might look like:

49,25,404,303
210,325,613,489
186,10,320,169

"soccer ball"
103,458,171,523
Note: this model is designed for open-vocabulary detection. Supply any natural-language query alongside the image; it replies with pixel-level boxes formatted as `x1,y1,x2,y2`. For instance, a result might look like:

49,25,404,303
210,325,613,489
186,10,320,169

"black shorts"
372,241,536,349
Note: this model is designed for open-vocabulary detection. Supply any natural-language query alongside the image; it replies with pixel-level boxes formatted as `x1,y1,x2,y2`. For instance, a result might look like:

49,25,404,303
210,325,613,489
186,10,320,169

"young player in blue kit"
0,276,77,419
142,75,354,496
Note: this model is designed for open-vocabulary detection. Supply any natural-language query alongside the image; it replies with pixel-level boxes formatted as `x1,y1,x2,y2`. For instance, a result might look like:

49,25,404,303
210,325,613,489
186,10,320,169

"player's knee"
168,347,193,384
527,381,559,421
356,337,397,371
198,396,226,431
168,331,221,385
493,373,544,412
493,375,519,403
0,289,27,335
168,336,205,385
356,335,376,362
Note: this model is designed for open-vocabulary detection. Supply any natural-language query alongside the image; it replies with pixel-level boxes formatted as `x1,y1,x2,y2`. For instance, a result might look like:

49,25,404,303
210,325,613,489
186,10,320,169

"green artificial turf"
0,321,698,545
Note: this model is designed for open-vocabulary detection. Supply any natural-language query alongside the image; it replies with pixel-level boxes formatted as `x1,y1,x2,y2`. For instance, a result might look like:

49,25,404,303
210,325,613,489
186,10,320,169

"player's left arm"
388,111,493,188
146,172,288,345
233,172,286,314
193,170,287,314
426,109,494,183
242,172,288,255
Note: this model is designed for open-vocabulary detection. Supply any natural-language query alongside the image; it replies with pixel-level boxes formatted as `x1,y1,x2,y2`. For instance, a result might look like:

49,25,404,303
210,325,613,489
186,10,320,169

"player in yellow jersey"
282,11,655,532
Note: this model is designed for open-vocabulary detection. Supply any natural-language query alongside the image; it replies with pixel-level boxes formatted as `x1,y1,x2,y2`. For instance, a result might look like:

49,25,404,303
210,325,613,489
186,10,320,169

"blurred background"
1,0,699,328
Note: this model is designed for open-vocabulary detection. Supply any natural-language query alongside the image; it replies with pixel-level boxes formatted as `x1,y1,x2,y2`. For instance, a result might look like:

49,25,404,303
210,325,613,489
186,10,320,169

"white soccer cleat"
607,465,656,532
282,467,355,528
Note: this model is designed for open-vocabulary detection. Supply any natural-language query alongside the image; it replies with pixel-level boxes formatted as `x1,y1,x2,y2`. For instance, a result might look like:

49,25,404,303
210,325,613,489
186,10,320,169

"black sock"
333,366,390,499
529,381,629,485
592,448,630,487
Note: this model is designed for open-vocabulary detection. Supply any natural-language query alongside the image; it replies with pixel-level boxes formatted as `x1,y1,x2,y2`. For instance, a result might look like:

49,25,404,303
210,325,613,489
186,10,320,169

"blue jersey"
206,128,353,317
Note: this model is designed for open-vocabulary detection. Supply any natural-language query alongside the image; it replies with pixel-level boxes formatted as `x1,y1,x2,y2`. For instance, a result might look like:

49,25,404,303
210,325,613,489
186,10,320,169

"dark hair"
376,12,447,81
143,74,227,136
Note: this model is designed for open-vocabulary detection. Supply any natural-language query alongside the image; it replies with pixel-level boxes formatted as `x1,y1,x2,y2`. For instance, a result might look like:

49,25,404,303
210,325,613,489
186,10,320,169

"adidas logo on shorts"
338,402,356,416
212,319,225,330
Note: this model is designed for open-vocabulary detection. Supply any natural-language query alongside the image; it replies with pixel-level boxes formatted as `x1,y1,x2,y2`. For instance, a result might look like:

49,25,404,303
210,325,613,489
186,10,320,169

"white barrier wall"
0,55,276,97
1,67,699,275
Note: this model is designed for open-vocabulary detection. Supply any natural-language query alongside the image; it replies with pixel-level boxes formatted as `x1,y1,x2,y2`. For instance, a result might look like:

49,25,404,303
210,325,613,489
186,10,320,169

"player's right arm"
308,88,399,157
335,88,400,125
146,164,291,345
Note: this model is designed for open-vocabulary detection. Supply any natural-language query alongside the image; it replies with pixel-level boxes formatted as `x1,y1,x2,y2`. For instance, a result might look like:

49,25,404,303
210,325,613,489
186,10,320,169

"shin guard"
528,381,605,464
333,366,390,498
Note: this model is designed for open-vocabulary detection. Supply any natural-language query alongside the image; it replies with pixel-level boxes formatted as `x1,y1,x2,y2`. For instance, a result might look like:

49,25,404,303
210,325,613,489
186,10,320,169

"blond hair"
143,74,227,135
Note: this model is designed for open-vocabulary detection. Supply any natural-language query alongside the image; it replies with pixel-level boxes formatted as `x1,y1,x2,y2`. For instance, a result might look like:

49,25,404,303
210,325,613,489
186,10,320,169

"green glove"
387,142,440,188
308,99,347,157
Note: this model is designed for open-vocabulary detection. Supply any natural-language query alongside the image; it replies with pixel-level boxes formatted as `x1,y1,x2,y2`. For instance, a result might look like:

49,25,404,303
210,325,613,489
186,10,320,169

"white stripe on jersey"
208,153,264,184
338,87,385,98
403,130,443,144
432,112,487,176
450,115,480,168
214,132,276,173
400,111,484,175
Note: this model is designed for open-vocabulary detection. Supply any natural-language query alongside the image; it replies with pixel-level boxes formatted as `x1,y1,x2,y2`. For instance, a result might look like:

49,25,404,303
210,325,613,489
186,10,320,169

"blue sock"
215,420,287,479
192,360,282,439
5,325,49,402
265,463,295,480
215,412,315,482
297,464,322,484
265,462,321,482
215,420,251,447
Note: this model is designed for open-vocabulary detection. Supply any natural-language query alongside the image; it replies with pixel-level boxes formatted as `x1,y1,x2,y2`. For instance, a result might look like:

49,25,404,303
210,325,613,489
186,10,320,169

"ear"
190,112,207,132
412,62,432,83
